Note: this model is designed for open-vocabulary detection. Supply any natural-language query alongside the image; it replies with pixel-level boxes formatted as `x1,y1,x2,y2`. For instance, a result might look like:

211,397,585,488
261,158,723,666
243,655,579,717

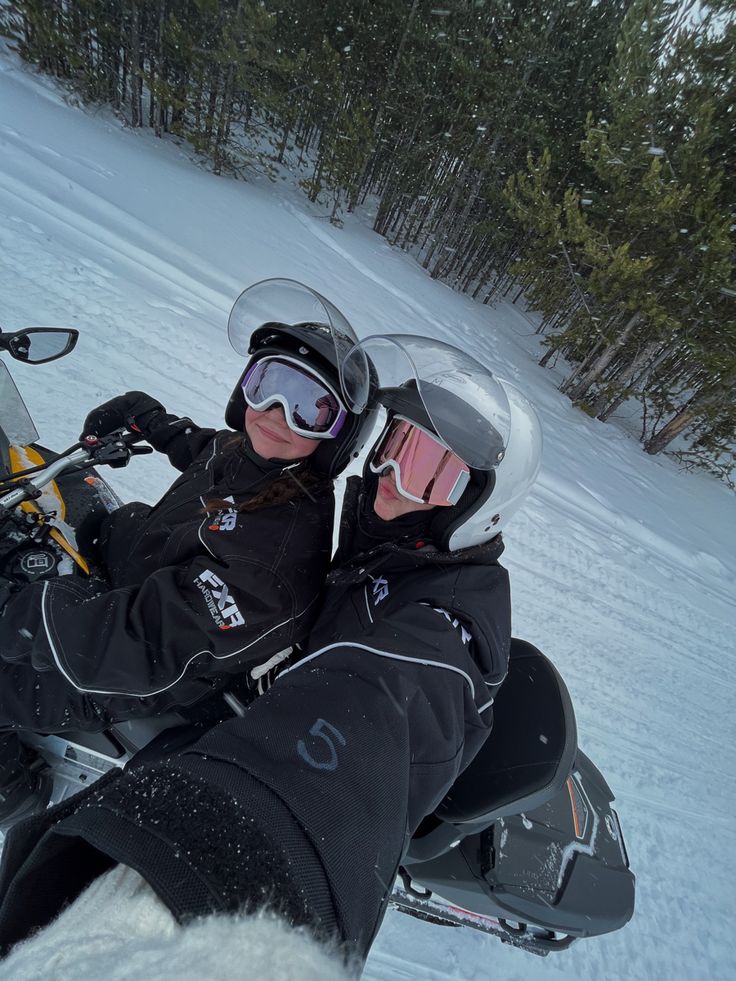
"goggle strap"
446,469,470,505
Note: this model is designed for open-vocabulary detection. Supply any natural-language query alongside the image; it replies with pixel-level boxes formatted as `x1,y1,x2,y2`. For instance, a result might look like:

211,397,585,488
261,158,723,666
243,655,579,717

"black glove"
80,391,165,441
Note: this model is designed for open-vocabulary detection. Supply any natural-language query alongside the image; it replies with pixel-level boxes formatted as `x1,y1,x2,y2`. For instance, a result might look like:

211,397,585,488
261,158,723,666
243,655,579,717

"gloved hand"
80,391,165,441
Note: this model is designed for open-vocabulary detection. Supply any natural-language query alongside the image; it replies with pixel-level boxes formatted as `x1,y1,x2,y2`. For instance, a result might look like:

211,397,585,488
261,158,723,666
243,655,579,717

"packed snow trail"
1,47,734,981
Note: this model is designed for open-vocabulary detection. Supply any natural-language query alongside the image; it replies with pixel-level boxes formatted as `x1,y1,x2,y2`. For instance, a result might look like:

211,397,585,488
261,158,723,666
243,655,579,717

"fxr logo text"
193,569,245,630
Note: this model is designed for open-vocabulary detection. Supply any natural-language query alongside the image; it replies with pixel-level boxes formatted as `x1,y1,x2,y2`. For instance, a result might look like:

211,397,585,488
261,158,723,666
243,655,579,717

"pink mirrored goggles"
369,416,471,507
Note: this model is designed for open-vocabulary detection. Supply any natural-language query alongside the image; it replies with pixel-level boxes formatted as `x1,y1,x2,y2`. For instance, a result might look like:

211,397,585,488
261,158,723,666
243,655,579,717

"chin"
373,500,396,521
250,437,271,458
252,437,284,460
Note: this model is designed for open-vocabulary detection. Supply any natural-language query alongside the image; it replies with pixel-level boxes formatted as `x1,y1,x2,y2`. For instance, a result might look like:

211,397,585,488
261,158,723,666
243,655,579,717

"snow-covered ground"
1,45,734,981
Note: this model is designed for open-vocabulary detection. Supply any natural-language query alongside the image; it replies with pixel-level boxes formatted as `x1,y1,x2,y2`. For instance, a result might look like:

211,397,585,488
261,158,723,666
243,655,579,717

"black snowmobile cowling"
393,639,635,954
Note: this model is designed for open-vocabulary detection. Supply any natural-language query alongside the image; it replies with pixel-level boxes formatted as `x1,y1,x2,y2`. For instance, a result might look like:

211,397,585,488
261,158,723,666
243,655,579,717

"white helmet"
342,335,543,551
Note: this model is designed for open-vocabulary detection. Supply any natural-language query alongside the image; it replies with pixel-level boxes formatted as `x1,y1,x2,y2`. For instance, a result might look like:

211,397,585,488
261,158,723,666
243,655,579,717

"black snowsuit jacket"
0,415,334,730
0,478,511,962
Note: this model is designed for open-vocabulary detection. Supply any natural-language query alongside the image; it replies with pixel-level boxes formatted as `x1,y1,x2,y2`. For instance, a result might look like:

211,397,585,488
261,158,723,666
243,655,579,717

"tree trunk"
204,66,220,146
644,392,706,455
276,121,292,163
347,0,419,212
431,166,485,280
154,0,166,137
130,1,142,127
212,63,234,175
594,340,667,420
539,345,558,368
566,312,641,402
309,143,325,202
559,338,604,394
428,160,470,277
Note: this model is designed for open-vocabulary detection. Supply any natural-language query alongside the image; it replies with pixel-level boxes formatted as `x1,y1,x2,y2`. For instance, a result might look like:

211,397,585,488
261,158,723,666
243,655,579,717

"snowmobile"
0,325,635,955
0,324,189,826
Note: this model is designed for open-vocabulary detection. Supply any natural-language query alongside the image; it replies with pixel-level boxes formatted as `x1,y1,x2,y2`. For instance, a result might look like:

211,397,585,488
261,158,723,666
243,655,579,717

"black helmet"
225,281,375,478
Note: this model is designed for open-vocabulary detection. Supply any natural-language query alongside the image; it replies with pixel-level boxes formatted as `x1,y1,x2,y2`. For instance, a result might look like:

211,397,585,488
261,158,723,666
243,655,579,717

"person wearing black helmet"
0,280,374,744
0,336,543,972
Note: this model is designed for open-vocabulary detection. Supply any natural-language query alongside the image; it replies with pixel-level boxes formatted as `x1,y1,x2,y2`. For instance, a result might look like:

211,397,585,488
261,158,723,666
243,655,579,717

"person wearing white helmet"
350,334,543,551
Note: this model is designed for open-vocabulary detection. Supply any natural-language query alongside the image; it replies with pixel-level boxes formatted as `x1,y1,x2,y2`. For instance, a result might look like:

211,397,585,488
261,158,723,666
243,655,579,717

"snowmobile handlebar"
0,430,151,511
0,447,90,509
79,429,152,465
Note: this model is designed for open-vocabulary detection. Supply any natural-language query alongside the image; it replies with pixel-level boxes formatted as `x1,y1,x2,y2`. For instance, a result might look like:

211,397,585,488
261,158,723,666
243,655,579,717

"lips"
378,476,400,501
257,420,289,443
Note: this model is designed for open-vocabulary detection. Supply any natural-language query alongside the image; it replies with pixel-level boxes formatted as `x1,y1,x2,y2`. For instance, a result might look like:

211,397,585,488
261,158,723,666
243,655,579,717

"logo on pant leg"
193,568,245,630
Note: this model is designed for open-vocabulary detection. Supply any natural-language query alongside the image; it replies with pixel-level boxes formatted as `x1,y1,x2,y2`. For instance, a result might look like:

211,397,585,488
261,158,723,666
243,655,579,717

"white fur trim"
0,865,352,981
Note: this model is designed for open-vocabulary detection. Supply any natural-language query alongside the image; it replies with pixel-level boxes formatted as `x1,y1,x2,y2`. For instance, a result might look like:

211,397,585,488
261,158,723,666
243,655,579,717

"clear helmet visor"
227,278,370,411
342,335,511,470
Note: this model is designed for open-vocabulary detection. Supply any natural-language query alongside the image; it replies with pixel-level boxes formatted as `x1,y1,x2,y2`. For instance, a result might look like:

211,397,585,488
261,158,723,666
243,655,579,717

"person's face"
245,406,319,461
373,469,437,521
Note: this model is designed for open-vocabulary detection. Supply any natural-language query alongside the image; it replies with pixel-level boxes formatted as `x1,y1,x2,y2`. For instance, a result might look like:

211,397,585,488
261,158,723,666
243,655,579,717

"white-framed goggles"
369,416,471,507
241,355,347,440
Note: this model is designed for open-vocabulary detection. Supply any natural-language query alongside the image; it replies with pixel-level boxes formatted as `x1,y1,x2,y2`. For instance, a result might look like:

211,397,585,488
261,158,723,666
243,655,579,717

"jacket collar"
218,433,308,495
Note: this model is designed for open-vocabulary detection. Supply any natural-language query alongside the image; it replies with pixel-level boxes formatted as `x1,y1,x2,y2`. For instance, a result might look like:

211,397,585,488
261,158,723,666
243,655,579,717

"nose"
264,405,289,426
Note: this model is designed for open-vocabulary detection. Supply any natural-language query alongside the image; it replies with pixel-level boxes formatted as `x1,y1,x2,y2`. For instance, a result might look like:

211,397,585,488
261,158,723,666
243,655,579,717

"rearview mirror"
3,327,79,364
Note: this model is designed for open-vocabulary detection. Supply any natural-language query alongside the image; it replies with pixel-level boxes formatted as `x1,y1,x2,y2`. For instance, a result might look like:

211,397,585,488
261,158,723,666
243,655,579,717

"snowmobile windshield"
227,278,371,413
0,362,38,448
342,335,511,470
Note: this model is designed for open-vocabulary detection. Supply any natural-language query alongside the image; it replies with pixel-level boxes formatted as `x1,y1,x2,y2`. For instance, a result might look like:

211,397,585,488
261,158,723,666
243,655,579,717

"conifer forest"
2,1,734,480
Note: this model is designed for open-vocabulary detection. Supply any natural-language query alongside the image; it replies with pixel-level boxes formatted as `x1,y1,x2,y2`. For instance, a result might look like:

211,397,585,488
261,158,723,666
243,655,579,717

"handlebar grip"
85,430,147,448
120,430,149,446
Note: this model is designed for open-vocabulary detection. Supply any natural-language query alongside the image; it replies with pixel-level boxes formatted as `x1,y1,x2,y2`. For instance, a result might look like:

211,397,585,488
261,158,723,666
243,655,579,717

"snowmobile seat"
406,639,577,863
438,639,577,827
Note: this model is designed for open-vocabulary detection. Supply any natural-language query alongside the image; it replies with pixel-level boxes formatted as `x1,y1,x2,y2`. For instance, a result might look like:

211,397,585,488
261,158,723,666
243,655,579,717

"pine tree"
505,0,735,473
